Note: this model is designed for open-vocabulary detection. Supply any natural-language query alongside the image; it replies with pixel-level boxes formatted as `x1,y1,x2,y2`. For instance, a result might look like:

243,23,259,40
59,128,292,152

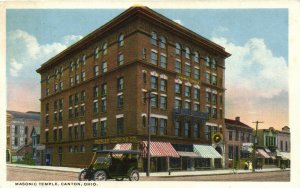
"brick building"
36,6,230,171
224,117,253,168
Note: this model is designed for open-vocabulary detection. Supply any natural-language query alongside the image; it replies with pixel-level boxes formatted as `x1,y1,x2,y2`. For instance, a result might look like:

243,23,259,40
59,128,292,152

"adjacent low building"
276,126,290,168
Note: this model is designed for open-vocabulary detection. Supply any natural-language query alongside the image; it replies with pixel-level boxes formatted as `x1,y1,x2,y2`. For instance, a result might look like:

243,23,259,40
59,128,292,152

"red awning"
113,143,132,150
141,141,179,158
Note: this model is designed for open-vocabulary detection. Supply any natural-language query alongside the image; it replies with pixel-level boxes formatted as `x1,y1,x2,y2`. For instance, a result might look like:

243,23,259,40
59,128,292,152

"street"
7,166,289,181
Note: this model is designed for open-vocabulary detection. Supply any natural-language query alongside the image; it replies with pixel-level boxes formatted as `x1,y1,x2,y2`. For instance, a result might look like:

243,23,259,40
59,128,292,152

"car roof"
94,150,140,154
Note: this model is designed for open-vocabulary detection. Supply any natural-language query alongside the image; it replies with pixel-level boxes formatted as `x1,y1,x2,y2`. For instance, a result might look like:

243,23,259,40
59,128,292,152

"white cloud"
7,29,82,77
211,37,288,99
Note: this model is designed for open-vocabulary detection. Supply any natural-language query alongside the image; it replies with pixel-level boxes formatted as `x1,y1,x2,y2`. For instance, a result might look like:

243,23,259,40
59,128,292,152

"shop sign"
94,136,138,144
177,75,200,85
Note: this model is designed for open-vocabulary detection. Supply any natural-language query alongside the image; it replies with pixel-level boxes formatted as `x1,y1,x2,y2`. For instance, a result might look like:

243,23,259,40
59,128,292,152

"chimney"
235,117,240,122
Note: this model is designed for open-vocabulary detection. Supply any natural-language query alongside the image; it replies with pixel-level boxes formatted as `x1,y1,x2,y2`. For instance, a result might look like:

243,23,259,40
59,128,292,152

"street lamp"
252,121,263,173
144,90,155,177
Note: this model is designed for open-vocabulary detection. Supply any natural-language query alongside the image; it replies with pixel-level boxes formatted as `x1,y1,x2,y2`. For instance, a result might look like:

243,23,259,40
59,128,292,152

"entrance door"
45,154,51,166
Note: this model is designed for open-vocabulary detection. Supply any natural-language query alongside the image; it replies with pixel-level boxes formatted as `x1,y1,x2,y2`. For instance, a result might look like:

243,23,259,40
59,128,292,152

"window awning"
141,141,179,158
113,143,132,150
256,149,271,158
177,151,199,158
193,145,222,158
278,151,290,160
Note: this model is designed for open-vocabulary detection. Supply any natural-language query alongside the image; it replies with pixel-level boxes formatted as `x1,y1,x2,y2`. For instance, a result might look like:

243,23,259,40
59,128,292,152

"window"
80,105,85,116
59,129,62,142
228,145,233,159
220,95,223,105
160,119,167,135
150,51,158,65
235,130,239,141
46,88,49,96
143,72,147,84
185,64,191,77
160,55,167,68
81,71,86,82
69,77,73,87
92,122,98,137
94,47,99,59
211,58,216,69
175,43,181,55
75,74,79,84
101,120,107,137
59,98,63,109
160,36,166,49
93,101,99,114
93,86,99,98
68,127,72,141
194,51,199,63
75,58,80,69
101,99,107,113
150,76,158,90
150,117,158,135
54,100,58,111
102,42,107,55
45,131,49,143
81,90,85,101
117,118,124,136
229,131,233,140
45,103,49,113
185,47,190,59
194,68,200,80
193,103,200,111
80,145,85,153
184,122,190,137
117,95,124,108
185,86,191,97
74,126,78,140
175,83,182,94
45,115,49,126
160,96,167,110
74,107,78,117
205,92,211,103
194,123,200,138
68,108,73,119
285,141,288,151
175,59,181,73
82,54,86,65
59,82,64,91
241,132,245,142
102,61,107,73
53,129,57,142
151,32,158,45
206,106,211,117
212,108,217,119
205,125,210,140
160,79,167,92
212,94,217,105
206,72,211,84
69,62,74,72
69,146,73,153
184,101,191,110
117,77,124,91
80,124,85,139
174,121,181,137
101,83,107,96
58,111,63,122
118,53,124,65
94,65,99,76
194,88,200,100
75,93,79,104
174,99,181,109
54,83,58,92
205,56,210,67
151,94,158,108
54,113,58,123
142,116,147,127
118,33,124,47
212,75,217,85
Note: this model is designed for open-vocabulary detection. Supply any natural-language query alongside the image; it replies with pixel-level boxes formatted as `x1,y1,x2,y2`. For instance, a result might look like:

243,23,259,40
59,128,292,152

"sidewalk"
7,163,289,177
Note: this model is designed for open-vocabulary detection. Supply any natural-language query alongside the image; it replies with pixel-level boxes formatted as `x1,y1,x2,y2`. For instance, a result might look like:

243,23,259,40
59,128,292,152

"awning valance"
177,151,199,158
256,149,271,158
141,141,179,158
279,152,290,160
113,143,132,150
193,145,222,158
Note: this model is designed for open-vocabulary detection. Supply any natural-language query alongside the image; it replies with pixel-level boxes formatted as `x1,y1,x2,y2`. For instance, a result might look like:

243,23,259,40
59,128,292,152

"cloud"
7,30,82,77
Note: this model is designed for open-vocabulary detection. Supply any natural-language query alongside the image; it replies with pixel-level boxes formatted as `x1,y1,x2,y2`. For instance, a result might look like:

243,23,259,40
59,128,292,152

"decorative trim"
54,111,57,114
80,121,85,125
206,122,218,127
142,89,147,92
142,70,147,73
117,92,123,96
185,99,191,102
151,92,158,95
92,119,99,123
185,82,192,86
59,109,63,112
45,129,49,132
75,105,78,108
160,52,167,57
151,49,158,53
68,124,73,127
194,66,200,69
150,71,159,77
160,93,167,97
53,127,57,130
116,114,124,119
81,103,85,106
160,74,168,80
74,123,79,126
193,84,200,89
68,107,72,109
141,113,147,117
175,79,182,84
212,73,217,76
100,117,107,121
212,90,218,94
150,113,168,119
175,58,181,62
175,97,182,100
206,88,211,92
101,97,106,100
194,101,200,104
93,99,98,102
185,62,190,65
58,126,63,129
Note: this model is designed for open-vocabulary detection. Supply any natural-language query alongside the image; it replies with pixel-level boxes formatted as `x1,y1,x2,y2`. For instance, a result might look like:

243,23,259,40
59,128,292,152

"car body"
78,150,140,181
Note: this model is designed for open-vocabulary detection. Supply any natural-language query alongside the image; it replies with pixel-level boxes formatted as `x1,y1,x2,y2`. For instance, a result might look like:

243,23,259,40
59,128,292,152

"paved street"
7,166,289,181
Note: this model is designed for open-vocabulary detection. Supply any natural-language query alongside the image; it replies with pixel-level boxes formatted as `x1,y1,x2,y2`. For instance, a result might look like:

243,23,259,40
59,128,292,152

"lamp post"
252,121,263,172
144,91,155,177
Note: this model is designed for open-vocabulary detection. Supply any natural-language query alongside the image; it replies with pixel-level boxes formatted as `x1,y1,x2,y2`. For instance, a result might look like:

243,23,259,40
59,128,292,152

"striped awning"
193,145,222,158
141,141,179,158
113,143,132,150
256,149,271,158
177,151,199,158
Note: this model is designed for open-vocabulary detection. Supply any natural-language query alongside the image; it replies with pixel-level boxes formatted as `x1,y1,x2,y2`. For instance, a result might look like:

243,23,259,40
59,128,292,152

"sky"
6,8,288,130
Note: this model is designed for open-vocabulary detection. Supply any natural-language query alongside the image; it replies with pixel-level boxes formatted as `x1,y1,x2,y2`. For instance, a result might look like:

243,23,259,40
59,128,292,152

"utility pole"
252,121,263,172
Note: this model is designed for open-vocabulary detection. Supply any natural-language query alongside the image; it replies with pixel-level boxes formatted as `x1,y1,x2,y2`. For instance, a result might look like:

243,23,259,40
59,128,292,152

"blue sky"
6,8,289,129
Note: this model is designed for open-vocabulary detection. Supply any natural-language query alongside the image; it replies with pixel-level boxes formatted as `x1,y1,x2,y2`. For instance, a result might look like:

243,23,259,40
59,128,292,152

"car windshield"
95,157,111,164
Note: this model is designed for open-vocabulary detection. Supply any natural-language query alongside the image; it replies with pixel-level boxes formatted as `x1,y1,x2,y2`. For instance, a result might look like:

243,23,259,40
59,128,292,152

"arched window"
194,51,199,63
160,36,167,49
175,43,181,55
151,31,158,45
185,47,190,59
94,47,99,59
102,42,107,55
118,33,124,47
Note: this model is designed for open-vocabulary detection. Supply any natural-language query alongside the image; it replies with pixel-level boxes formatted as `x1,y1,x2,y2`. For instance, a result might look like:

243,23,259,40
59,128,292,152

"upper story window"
175,83,182,95
118,53,124,66
118,33,124,47
211,58,217,69
194,51,199,63
184,64,191,77
150,76,158,90
160,36,166,49
69,62,74,72
151,32,158,45
175,59,181,73
160,79,167,92
185,47,191,59
160,55,167,69
175,43,181,55
102,42,108,55
117,77,124,92
101,83,107,97
75,58,80,69
102,61,107,73
81,54,86,65
205,56,210,67
94,65,99,76
94,47,100,59
150,51,158,65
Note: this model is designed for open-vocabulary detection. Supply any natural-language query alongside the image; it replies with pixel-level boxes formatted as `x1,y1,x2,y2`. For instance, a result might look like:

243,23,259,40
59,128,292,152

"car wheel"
93,170,107,181
115,178,124,181
78,170,88,181
129,170,139,181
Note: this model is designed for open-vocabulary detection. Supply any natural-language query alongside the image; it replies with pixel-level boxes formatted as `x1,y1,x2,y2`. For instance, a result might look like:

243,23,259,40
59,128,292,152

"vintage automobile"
78,150,140,181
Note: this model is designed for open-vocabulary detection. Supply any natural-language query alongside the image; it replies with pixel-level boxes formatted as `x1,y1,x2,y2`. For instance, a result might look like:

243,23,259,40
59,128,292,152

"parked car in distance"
78,149,140,181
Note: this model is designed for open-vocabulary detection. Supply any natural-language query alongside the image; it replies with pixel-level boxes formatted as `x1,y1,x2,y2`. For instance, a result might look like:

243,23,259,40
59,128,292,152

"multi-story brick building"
276,126,290,168
36,6,230,171
224,117,253,168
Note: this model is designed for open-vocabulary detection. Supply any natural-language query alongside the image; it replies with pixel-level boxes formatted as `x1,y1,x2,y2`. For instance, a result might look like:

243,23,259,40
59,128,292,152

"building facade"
224,117,253,168
6,111,40,162
36,6,230,171
276,126,290,168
